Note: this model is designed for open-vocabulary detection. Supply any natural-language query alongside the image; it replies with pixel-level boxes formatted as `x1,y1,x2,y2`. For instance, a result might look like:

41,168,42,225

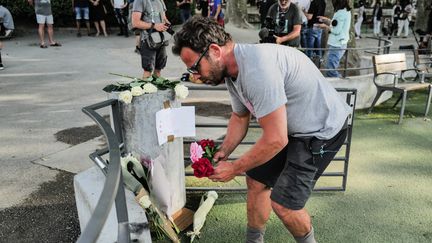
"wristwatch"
151,22,155,29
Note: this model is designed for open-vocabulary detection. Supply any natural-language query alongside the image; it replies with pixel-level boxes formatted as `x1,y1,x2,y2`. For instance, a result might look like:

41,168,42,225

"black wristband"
151,22,155,29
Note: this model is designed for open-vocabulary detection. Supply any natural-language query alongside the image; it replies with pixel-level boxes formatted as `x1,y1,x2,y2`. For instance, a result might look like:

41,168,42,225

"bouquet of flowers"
189,139,219,178
120,154,180,242
103,73,189,104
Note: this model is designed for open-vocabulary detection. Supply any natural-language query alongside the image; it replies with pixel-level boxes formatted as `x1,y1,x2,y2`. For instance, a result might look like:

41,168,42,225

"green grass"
181,91,432,243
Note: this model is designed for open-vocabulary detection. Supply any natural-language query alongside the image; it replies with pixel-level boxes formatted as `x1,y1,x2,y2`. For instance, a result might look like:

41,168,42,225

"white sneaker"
4,29,12,38
0,63,4,70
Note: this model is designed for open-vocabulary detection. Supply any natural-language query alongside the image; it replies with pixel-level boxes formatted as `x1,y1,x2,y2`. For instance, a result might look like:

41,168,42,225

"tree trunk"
414,0,427,32
226,0,254,29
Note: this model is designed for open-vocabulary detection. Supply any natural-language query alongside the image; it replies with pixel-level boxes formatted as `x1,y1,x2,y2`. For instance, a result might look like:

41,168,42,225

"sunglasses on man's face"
187,44,211,75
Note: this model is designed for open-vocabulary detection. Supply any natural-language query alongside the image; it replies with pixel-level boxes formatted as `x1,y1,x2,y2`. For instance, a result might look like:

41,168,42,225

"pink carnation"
190,142,204,163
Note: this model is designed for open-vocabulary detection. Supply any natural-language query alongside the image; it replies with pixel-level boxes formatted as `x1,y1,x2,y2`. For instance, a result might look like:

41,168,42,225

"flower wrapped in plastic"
120,154,180,242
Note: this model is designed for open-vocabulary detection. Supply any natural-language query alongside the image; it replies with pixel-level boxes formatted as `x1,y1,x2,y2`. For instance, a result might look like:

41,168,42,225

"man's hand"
154,23,168,32
209,161,239,182
274,35,284,45
316,23,329,30
213,149,228,162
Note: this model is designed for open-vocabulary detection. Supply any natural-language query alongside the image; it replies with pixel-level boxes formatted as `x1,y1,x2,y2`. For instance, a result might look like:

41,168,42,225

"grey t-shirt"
0,5,14,30
34,0,52,16
132,0,166,40
226,43,350,140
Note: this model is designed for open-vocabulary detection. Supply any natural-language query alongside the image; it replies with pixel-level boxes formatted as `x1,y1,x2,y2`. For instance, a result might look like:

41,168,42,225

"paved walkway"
0,22,418,240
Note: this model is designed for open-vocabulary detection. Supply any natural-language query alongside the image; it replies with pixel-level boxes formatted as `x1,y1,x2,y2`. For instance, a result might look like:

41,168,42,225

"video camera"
258,13,286,43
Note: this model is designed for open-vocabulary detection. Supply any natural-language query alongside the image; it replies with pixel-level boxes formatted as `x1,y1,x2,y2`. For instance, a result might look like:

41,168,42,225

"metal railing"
184,86,357,193
299,37,393,78
79,99,130,243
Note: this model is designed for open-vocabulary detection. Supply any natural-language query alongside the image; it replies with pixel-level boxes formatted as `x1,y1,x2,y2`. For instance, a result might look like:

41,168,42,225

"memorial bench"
368,53,432,124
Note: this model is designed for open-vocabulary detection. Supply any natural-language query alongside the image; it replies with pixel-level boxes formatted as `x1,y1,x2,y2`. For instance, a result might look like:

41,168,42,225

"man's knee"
246,176,269,192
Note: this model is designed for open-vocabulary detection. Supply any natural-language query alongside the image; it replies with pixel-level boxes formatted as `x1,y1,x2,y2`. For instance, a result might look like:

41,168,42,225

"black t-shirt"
177,0,191,10
307,0,325,27
267,3,302,47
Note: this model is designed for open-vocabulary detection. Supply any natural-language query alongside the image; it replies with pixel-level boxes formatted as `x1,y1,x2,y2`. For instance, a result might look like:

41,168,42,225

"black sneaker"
0,63,4,70
134,46,141,54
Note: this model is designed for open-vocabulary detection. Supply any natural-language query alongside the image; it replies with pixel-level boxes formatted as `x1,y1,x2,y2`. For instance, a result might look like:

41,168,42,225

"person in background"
258,0,276,28
0,5,14,38
27,0,61,48
172,16,350,243
112,0,129,37
354,0,365,39
267,0,302,47
89,0,108,37
392,0,402,37
305,0,325,59
198,0,209,18
209,0,224,27
397,0,412,38
72,0,91,37
372,1,382,37
131,0,170,78
317,0,351,77
128,0,141,53
176,0,192,24
293,0,310,48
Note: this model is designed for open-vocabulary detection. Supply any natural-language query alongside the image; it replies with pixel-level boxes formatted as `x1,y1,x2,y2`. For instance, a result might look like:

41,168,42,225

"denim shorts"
74,7,89,20
246,126,348,210
140,40,168,72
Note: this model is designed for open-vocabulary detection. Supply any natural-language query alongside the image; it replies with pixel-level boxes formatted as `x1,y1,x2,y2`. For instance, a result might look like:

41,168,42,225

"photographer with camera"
132,0,172,78
262,0,302,46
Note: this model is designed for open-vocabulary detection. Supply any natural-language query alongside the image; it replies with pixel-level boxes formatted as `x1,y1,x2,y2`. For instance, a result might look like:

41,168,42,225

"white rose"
174,84,189,99
131,86,144,96
142,83,158,93
139,195,152,209
119,90,133,104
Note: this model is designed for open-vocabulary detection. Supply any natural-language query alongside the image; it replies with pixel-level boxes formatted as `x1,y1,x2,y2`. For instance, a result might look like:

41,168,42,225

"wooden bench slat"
374,62,407,74
373,53,406,64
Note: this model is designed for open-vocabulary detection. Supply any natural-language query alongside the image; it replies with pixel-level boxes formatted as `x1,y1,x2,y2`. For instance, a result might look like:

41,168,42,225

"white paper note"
155,106,196,145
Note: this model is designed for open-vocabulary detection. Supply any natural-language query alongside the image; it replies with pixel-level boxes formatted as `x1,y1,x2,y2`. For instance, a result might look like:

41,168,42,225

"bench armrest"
374,72,398,86
401,68,421,82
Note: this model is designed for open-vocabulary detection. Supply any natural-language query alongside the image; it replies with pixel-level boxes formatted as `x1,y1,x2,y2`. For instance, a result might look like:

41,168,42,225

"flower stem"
109,72,144,81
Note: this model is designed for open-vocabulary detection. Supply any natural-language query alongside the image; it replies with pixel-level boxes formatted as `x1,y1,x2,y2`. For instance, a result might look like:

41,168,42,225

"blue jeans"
300,24,308,48
326,45,346,78
306,27,323,59
180,9,191,23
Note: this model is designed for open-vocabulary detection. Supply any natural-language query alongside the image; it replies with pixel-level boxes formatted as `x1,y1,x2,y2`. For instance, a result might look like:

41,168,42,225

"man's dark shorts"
140,40,168,72
246,125,348,210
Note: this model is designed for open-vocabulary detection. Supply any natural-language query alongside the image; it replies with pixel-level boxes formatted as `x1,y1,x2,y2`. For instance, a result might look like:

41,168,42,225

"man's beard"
202,58,227,86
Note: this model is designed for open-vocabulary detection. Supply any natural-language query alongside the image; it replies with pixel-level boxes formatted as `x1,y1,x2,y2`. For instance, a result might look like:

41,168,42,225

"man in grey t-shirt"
173,16,350,243
131,0,170,78
27,0,61,48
